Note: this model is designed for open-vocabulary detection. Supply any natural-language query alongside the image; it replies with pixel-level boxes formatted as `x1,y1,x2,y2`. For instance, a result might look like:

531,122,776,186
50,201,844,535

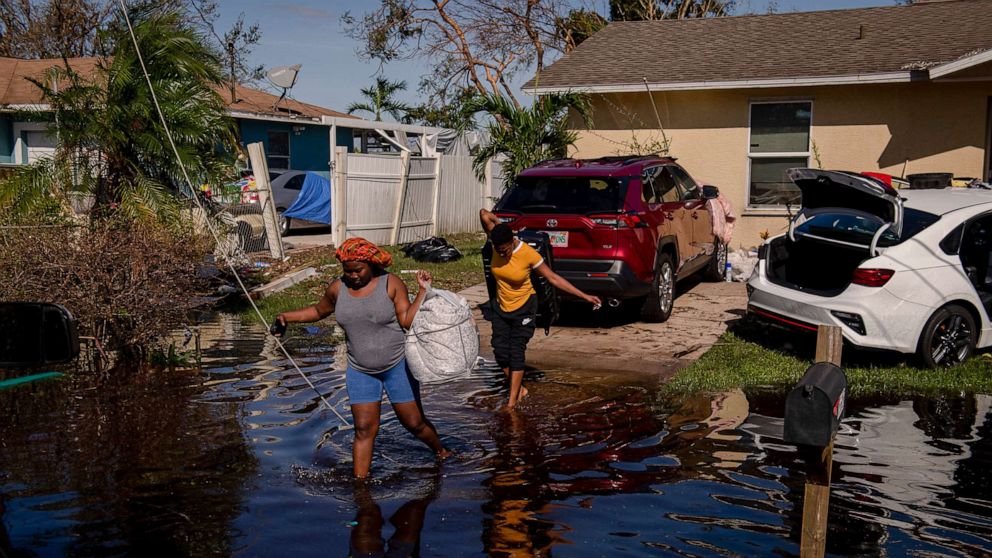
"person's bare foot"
437,448,453,460
518,385,529,401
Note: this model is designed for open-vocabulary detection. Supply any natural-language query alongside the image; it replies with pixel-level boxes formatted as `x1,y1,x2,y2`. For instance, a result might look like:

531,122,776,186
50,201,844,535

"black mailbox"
783,362,847,447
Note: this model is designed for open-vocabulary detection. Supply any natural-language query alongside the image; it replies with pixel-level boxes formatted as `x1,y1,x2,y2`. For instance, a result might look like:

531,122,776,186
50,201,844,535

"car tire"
277,209,291,237
917,304,977,368
641,252,675,323
704,238,728,282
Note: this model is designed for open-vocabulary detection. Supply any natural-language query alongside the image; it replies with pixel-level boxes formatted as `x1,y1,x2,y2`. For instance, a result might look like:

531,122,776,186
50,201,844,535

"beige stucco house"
525,0,992,247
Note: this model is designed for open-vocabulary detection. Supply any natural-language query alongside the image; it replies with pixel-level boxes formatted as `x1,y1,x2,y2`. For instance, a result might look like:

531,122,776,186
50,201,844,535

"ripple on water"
3,315,992,557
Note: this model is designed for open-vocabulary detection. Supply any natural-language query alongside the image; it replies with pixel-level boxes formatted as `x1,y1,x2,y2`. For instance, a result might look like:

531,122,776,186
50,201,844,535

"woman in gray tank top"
275,238,451,478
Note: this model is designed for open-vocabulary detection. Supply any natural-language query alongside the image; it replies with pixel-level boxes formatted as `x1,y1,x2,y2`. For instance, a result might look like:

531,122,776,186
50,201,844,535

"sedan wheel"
277,210,290,237
918,304,976,368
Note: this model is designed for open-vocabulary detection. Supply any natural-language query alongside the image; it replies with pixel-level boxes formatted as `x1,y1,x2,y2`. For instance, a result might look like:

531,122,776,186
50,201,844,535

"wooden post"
246,142,284,259
390,150,412,246
800,324,843,558
332,147,348,247
430,155,443,236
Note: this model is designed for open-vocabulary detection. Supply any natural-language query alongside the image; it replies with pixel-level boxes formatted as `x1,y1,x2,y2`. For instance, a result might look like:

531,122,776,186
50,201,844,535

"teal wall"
0,116,13,164
337,126,353,153
237,119,334,172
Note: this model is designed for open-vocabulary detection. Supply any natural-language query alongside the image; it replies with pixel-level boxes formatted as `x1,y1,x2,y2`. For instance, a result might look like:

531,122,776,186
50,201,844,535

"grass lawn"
669,318,992,396
232,233,487,324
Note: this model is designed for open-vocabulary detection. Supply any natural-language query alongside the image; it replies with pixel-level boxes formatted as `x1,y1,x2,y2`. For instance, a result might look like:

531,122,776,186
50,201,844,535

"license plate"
543,231,568,247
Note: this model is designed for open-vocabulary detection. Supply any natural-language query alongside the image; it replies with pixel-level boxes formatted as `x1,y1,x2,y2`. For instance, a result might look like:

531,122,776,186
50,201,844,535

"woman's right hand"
270,314,288,337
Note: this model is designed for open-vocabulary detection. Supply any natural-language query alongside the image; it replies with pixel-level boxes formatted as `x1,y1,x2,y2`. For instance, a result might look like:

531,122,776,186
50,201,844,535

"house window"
267,130,290,170
748,101,811,208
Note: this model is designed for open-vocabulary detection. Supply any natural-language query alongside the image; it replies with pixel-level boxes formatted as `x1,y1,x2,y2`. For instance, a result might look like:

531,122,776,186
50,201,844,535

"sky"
214,0,898,118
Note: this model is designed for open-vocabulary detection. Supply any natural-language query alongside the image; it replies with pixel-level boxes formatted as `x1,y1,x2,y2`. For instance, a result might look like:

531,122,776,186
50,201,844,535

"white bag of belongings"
727,248,758,282
405,287,479,384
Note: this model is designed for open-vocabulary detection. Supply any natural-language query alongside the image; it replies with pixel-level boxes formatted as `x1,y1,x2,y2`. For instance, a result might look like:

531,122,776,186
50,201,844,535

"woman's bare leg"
393,401,451,458
351,402,381,478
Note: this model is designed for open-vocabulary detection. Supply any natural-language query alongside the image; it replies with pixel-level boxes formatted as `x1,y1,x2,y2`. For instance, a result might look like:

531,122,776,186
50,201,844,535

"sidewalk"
459,281,748,380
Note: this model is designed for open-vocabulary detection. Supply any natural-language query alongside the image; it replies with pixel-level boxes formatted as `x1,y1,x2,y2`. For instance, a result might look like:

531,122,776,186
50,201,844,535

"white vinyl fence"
332,149,502,247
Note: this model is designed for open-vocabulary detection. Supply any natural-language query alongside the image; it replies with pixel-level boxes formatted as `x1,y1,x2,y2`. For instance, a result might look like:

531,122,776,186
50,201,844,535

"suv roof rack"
587,154,675,165
529,154,677,170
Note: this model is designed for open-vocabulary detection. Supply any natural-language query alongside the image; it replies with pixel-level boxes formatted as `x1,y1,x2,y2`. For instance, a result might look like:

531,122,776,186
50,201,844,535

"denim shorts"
346,358,419,405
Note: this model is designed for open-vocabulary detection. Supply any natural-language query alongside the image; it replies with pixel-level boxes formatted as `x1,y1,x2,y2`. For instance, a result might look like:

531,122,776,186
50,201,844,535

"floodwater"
2,314,992,557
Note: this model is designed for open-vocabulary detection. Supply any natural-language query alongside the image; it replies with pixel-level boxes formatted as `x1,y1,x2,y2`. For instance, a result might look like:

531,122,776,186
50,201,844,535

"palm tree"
466,92,590,188
346,77,411,122
0,9,236,223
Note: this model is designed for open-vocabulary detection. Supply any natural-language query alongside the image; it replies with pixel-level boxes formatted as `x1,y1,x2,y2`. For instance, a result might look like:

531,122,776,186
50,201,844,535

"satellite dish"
267,64,301,112
267,64,301,89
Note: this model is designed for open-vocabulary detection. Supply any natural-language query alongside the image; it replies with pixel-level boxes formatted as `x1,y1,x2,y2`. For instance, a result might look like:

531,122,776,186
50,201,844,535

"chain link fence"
202,173,280,256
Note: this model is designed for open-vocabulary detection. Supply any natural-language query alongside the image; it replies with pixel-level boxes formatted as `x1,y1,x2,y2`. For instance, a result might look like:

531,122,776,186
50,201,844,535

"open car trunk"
762,169,910,296
766,235,871,296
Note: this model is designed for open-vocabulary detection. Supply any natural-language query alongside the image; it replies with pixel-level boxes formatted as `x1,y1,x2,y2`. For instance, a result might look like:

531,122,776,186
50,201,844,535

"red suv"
492,156,726,322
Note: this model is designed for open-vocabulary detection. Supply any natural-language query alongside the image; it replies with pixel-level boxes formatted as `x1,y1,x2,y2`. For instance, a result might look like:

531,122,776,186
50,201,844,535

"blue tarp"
284,172,332,225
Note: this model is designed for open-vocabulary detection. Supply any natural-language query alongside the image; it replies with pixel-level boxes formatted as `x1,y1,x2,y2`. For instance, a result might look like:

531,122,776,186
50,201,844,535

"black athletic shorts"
490,295,537,372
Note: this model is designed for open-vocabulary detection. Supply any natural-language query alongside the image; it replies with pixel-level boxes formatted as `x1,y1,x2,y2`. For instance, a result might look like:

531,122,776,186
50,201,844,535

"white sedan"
747,169,992,367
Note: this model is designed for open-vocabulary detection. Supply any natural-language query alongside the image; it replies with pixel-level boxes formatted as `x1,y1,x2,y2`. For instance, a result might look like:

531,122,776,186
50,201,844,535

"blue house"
223,83,357,177
1,56,447,178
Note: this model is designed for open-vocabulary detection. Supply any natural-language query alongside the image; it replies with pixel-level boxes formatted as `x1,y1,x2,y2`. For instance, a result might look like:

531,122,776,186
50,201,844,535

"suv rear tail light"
589,213,644,228
851,268,894,287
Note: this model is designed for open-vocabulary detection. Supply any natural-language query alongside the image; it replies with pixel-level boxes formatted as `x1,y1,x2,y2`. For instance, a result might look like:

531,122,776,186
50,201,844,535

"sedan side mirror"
0,303,79,368
702,185,720,200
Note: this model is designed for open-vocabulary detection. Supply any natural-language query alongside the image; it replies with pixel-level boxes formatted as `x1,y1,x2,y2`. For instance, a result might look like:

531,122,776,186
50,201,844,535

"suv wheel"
277,209,290,236
704,238,728,282
917,304,976,368
641,252,674,323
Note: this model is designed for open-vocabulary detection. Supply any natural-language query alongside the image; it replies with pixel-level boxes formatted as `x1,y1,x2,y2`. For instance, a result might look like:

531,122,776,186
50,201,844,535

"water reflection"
0,368,256,556
2,312,992,556
483,410,557,556
348,478,438,558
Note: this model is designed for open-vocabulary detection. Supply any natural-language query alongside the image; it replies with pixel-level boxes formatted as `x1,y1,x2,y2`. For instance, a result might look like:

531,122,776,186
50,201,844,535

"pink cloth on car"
707,193,736,245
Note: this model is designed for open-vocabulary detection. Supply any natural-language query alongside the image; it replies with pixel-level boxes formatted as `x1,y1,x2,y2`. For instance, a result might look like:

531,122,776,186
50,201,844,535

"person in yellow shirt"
480,209,601,409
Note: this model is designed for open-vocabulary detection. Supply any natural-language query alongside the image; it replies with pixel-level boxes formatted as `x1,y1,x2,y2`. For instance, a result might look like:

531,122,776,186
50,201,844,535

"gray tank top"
335,275,406,373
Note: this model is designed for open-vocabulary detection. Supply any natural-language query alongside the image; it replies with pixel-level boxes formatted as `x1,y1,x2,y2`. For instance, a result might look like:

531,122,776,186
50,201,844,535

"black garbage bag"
401,237,463,263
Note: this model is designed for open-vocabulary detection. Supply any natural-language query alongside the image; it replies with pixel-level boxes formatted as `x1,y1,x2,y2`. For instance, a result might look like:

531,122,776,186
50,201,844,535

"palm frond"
467,91,590,187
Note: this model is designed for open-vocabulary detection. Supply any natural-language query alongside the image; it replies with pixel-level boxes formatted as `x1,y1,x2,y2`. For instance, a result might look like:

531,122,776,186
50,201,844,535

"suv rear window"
497,176,627,214
795,208,939,247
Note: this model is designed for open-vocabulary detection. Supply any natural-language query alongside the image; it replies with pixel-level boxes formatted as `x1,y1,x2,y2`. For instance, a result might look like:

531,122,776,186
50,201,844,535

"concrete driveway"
460,281,748,380
280,228,334,250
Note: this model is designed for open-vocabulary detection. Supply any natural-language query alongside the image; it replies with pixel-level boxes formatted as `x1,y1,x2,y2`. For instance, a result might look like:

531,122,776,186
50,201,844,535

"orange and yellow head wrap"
335,237,393,268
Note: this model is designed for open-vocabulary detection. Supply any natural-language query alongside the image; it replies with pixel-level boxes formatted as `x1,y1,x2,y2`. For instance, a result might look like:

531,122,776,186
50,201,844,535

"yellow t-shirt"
491,240,544,312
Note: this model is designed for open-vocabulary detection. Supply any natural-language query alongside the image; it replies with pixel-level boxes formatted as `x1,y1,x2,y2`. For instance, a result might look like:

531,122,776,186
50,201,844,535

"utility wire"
117,0,350,428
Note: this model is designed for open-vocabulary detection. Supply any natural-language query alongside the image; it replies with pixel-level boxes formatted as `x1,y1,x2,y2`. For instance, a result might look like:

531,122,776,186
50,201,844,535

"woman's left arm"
533,263,602,307
390,271,432,329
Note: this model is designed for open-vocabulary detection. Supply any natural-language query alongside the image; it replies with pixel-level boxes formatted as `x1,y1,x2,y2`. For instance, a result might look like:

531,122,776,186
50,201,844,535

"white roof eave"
525,71,915,95
320,115,447,135
928,48,992,79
